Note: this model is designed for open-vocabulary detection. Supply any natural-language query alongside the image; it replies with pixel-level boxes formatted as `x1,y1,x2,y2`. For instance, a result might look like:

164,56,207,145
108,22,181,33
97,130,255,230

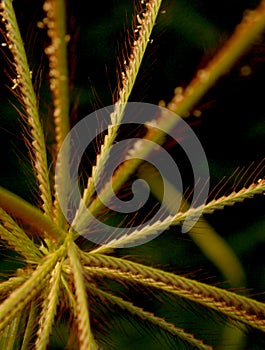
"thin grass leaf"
35,261,62,350
0,208,42,261
72,0,163,228
67,241,98,350
87,284,213,350
93,179,265,250
0,315,21,350
0,0,53,218
82,253,265,332
61,273,78,316
0,274,29,299
0,245,66,333
21,302,37,350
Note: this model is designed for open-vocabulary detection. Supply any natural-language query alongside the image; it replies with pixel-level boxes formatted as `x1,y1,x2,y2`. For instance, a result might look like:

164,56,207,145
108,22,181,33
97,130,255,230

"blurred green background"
0,0,265,348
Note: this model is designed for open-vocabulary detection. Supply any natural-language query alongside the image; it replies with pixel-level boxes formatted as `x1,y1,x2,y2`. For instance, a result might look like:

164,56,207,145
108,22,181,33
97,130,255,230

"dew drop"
65,34,71,42
43,1,52,11
197,69,209,82
174,86,183,95
193,109,202,118
37,21,44,29
158,100,166,107
240,65,252,77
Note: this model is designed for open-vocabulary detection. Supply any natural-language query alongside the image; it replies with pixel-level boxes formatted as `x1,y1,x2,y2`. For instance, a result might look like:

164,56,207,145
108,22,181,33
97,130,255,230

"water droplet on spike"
197,69,209,82
37,21,44,29
193,110,202,118
240,65,252,76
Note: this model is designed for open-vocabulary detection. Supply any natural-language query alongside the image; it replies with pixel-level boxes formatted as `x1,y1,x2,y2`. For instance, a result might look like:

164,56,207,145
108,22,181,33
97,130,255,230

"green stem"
74,1,265,236
0,244,67,333
0,186,66,242
73,0,163,224
167,0,265,114
43,0,70,228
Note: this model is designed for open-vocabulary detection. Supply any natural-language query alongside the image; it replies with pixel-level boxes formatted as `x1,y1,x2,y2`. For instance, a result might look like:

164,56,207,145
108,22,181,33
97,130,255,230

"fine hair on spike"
209,159,265,201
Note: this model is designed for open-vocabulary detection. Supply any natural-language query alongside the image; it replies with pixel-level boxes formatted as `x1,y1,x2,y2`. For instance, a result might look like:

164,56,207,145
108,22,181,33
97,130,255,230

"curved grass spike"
42,0,70,228
86,284,213,350
67,241,98,350
0,0,53,219
0,315,20,350
35,261,63,350
165,0,265,115
82,253,265,332
0,208,42,261
137,163,246,288
137,160,247,350
0,275,29,297
0,243,67,334
0,222,39,261
92,179,265,250
79,1,265,228
60,273,77,315
21,302,37,350
72,0,163,227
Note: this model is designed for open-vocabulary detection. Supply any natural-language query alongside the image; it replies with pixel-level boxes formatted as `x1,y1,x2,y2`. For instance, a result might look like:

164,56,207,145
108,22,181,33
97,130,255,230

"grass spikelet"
75,0,163,217
67,241,98,350
0,208,41,261
21,302,37,350
0,0,53,218
83,253,265,332
93,179,265,250
0,275,29,298
35,261,62,350
89,1,265,213
87,284,213,350
0,315,20,350
200,179,265,214
0,245,66,333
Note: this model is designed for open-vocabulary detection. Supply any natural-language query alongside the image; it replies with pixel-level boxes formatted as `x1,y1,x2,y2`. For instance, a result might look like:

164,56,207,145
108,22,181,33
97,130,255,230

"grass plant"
0,0,264,349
